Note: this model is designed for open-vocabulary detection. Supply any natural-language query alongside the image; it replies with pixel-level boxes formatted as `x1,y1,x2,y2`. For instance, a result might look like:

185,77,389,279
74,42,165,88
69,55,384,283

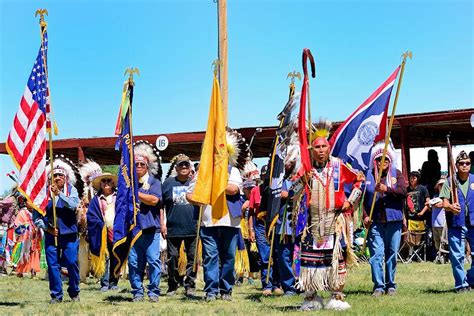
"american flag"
6,29,50,215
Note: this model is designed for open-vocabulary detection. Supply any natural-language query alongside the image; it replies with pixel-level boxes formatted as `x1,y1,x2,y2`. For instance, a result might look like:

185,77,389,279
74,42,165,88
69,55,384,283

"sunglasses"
53,173,65,178
135,162,147,167
101,178,113,184
177,161,190,168
457,161,471,167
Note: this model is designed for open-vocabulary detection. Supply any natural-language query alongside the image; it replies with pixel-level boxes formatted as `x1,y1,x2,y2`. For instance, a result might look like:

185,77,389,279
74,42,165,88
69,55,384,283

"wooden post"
400,124,411,185
217,0,228,125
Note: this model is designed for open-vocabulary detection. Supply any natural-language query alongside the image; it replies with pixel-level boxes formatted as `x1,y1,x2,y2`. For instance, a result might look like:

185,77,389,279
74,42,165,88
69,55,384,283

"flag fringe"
90,226,108,278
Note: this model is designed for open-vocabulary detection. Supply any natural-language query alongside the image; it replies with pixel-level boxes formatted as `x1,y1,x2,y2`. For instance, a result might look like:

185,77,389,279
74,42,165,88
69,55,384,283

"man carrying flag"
5,11,80,304
186,73,244,302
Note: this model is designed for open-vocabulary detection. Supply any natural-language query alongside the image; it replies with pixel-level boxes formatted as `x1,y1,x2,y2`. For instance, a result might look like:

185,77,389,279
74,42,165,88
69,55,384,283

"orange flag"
192,76,228,221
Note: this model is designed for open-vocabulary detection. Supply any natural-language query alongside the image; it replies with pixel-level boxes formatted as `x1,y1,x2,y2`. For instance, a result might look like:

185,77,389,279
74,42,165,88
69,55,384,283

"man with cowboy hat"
87,171,119,291
41,155,81,304
440,150,474,292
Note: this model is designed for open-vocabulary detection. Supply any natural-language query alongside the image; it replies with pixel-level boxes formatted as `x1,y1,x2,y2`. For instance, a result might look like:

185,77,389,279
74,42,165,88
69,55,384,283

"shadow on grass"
422,288,454,294
269,305,300,312
103,295,132,302
179,295,205,302
0,301,21,306
244,294,262,302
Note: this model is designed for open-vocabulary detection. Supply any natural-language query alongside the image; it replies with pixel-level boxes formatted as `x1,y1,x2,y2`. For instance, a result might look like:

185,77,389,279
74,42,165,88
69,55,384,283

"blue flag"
112,84,141,277
330,67,400,172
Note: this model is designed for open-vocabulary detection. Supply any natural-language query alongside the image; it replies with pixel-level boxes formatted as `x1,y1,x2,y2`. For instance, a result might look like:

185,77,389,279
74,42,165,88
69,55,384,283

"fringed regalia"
295,157,361,292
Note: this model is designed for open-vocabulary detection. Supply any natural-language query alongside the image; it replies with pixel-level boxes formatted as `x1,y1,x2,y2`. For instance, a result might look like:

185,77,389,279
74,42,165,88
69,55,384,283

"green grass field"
0,262,472,315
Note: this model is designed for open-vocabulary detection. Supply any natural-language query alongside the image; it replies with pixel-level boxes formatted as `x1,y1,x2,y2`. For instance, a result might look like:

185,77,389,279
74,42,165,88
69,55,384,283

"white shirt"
188,166,242,228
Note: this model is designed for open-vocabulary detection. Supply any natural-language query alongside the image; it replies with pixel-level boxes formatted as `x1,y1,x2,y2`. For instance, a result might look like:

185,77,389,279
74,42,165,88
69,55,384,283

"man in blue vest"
440,150,474,292
41,157,81,304
128,141,163,302
364,143,406,297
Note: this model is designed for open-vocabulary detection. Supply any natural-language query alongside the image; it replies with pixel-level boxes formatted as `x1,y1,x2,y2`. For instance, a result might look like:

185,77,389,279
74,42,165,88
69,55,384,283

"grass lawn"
0,262,472,315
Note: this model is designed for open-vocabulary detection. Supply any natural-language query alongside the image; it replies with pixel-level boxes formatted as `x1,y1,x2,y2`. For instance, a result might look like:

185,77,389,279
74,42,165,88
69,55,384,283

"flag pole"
361,51,412,253
35,9,58,247
193,206,203,273
193,62,220,273
217,0,228,125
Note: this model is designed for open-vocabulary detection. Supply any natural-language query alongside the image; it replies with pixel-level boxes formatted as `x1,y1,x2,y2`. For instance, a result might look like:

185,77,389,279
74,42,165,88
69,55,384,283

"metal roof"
1,108,472,165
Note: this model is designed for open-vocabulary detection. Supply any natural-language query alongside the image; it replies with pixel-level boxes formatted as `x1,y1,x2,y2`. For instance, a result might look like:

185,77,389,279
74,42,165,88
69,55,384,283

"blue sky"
0,0,472,193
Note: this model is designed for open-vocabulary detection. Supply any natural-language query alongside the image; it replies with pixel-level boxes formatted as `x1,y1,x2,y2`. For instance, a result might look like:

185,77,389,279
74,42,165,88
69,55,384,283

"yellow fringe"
234,249,250,276
240,218,249,239
250,241,258,252
178,241,187,276
90,226,108,279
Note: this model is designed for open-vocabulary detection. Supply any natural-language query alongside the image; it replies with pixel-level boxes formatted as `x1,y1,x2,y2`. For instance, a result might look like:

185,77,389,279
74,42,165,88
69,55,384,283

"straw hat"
92,173,118,191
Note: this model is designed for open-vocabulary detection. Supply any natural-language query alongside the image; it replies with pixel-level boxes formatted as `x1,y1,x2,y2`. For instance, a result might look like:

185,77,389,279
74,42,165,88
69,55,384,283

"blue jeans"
255,220,280,290
368,221,402,292
448,225,474,289
200,226,239,297
45,233,80,300
128,229,161,298
276,235,296,293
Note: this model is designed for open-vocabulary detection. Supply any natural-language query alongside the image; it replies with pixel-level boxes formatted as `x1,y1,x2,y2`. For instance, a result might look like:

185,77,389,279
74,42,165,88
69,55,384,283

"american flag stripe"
6,29,50,215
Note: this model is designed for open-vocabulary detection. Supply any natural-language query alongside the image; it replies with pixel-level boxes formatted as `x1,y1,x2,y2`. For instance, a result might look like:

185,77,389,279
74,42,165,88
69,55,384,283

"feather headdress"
226,128,251,171
133,140,163,180
79,159,103,200
79,159,102,184
241,160,260,181
47,154,84,196
311,118,332,141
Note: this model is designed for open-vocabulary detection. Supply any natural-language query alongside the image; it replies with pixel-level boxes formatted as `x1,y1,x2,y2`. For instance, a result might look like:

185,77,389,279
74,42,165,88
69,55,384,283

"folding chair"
397,220,426,263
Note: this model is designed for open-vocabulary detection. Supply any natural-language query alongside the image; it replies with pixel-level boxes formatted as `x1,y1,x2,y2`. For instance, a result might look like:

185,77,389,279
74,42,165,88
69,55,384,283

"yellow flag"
192,76,228,221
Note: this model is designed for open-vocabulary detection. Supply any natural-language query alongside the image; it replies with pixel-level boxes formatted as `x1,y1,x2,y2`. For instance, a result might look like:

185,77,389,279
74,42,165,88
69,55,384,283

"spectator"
430,178,448,264
420,149,441,198
406,171,430,222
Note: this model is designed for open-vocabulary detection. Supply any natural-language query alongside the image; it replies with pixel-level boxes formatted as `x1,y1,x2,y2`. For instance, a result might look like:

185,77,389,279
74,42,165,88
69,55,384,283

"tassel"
90,226,108,278
178,241,187,276
240,219,249,240
250,241,258,252
234,249,250,276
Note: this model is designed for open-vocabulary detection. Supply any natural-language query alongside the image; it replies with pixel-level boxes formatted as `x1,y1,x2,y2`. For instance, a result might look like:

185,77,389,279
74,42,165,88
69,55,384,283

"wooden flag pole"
35,9,59,247
361,51,412,253
217,0,228,125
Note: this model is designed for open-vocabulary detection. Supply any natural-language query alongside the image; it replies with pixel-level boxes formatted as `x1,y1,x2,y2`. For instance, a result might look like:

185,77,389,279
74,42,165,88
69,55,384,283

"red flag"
297,48,316,177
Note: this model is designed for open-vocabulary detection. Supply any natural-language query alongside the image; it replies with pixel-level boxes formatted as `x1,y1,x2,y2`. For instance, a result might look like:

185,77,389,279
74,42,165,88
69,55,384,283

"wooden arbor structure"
1,108,472,181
